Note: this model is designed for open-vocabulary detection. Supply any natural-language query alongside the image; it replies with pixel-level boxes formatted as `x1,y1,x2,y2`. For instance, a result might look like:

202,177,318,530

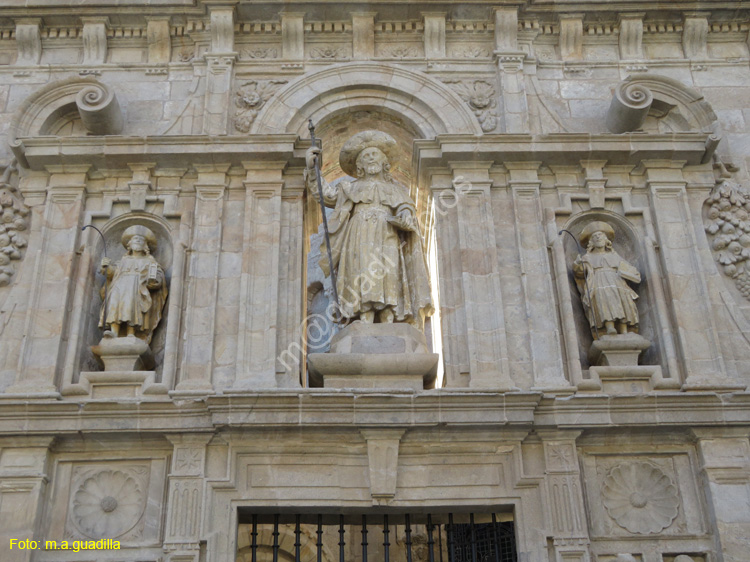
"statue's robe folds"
574,251,640,331
100,253,168,339
309,174,433,324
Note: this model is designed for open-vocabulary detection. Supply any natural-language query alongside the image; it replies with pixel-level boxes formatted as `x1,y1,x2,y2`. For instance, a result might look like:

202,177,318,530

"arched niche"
77,212,174,379
623,73,717,133
561,210,661,370
250,62,483,138
10,76,123,140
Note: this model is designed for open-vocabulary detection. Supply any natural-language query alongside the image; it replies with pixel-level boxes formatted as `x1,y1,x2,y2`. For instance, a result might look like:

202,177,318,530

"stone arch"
250,62,483,137
10,76,123,140
624,73,717,132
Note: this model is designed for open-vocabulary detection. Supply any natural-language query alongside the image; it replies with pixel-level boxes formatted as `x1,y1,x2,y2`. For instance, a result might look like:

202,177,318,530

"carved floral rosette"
704,179,750,299
601,461,679,534
71,469,147,539
233,80,287,133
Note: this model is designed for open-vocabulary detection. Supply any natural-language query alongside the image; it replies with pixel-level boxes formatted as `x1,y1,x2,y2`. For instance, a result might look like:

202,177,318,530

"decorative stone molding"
11,77,125,139
250,62,483,136
75,81,124,135
15,19,42,66
443,79,498,132
233,80,288,133
240,47,278,60
309,45,349,60
0,160,28,287
601,461,679,534
606,79,653,133
360,428,405,504
704,179,750,301
81,17,109,65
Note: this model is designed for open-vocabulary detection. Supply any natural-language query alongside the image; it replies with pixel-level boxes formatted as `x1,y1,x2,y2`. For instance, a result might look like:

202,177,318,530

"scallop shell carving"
601,461,679,534
72,470,145,538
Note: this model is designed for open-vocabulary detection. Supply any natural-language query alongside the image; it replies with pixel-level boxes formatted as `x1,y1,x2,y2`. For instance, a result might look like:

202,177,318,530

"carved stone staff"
82,224,109,322
308,119,340,313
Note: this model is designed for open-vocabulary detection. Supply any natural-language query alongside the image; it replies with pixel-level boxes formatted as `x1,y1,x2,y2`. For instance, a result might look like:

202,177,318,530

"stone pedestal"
92,334,154,371
307,323,439,390
585,333,681,393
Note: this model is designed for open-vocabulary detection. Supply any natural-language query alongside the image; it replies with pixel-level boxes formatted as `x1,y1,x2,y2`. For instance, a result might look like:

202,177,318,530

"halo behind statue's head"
579,221,615,246
121,225,157,251
339,130,398,177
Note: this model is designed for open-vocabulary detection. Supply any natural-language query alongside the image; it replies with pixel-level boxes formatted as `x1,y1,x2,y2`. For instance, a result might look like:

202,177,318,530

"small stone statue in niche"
99,225,168,343
573,221,641,339
93,225,168,372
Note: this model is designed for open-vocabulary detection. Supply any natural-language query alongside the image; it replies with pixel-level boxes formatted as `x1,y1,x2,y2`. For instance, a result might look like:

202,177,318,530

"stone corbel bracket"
606,79,653,133
360,428,406,505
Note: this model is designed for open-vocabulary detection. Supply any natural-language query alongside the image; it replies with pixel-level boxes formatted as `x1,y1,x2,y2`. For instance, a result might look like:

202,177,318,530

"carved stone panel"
46,458,167,546
581,453,705,538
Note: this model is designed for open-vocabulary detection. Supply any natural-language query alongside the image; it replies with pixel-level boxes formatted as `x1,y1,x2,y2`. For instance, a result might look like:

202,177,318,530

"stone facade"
0,2,748,562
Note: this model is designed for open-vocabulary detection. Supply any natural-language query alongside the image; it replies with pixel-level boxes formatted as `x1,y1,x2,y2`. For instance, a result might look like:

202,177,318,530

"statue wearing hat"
305,130,433,328
573,221,641,338
99,225,168,343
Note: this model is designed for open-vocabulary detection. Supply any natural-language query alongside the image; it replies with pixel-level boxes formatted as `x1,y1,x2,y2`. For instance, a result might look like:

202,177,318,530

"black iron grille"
236,512,517,562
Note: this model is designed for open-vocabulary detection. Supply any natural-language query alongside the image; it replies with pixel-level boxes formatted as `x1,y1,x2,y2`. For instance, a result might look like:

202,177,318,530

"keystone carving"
233,80,287,133
444,80,498,132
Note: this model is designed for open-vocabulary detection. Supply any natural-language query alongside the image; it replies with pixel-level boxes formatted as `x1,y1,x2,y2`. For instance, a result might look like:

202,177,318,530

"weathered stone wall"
0,2,748,562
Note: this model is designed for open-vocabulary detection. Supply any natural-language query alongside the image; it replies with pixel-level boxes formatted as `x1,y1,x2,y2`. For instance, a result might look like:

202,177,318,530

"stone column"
275,177,305,386
644,161,738,390
694,429,750,562
559,14,583,61
538,431,591,562
176,166,228,393
451,165,513,390
14,19,42,66
7,167,89,396
235,162,285,389
506,163,570,392
430,172,470,387
147,17,172,64
683,13,709,59
202,4,237,135
164,434,213,562
0,437,52,562
493,8,529,133
352,13,376,60
81,17,109,65
423,13,446,59
281,13,304,61
618,13,644,60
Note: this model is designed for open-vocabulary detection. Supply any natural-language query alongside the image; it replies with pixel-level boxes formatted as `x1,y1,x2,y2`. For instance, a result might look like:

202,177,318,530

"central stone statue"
305,130,433,329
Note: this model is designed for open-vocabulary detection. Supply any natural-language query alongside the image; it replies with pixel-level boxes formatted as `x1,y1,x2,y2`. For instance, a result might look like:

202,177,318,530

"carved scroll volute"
606,80,654,133
75,82,124,135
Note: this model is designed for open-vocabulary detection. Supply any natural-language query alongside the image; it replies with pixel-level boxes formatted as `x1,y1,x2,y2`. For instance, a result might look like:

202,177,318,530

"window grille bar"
361,514,368,562
427,514,435,562
492,513,500,562
437,520,444,562
470,513,477,562
295,515,301,562
405,514,413,562
338,515,345,562
316,514,323,562
251,514,258,562
272,514,280,562
448,513,456,562
383,514,390,562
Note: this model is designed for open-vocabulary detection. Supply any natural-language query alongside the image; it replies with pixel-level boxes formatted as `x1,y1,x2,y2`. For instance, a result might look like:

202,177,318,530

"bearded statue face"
355,147,389,177
127,234,148,254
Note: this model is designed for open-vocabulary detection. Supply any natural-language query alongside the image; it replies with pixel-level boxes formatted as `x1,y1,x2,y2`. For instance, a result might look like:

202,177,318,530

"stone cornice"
0,390,747,436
